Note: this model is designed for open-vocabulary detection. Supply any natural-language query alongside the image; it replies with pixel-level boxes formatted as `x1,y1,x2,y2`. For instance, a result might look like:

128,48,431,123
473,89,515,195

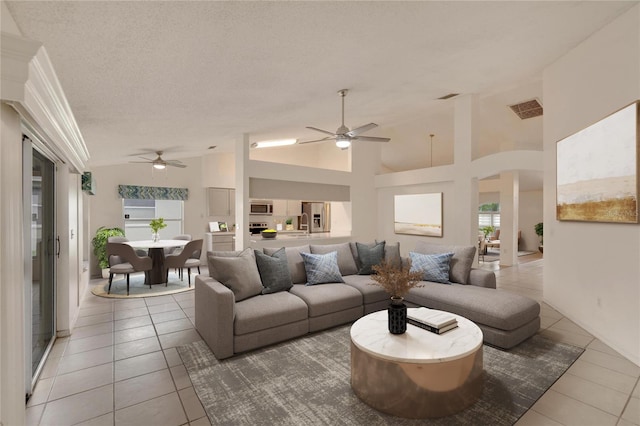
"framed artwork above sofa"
394,193,443,237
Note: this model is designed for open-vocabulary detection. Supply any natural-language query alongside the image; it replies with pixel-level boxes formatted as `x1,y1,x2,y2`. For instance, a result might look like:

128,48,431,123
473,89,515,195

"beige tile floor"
26,257,639,425
482,254,640,426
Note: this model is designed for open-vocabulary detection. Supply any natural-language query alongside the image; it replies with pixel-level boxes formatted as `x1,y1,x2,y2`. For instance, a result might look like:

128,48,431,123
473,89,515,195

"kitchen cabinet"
272,200,287,216
206,232,235,252
273,199,301,217
286,200,301,216
208,188,235,217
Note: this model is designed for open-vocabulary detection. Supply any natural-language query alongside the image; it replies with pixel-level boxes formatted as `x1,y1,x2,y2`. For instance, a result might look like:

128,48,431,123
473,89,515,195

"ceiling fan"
300,89,391,149
130,151,186,169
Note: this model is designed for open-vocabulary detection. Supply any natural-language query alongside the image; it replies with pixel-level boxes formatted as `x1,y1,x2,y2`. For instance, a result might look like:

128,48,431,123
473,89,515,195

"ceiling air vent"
509,99,543,119
437,93,459,100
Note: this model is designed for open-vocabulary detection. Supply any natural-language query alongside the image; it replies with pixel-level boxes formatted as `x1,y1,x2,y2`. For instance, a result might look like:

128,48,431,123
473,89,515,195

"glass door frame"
23,134,57,397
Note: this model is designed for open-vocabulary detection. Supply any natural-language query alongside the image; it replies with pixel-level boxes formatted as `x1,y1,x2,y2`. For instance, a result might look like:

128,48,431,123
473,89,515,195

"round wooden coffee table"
350,308,483,419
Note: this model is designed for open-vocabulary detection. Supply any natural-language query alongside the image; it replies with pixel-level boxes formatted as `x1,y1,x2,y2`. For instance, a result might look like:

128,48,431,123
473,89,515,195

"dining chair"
106,242,153,295
165,234,192,256
164,239,203,287
108,235,147,257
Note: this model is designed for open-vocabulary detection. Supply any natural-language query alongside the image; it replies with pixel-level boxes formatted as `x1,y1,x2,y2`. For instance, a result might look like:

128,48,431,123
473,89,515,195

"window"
478,203,500,232
123,199,183,240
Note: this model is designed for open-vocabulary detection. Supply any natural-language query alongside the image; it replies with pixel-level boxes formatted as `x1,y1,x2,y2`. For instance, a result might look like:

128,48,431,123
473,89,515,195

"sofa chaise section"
405,283,540,349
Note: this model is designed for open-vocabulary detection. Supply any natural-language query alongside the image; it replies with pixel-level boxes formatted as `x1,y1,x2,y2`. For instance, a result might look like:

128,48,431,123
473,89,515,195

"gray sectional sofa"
195,241,540,360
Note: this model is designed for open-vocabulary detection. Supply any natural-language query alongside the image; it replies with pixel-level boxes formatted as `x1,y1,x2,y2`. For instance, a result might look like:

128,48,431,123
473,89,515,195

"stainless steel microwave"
250,200,273,215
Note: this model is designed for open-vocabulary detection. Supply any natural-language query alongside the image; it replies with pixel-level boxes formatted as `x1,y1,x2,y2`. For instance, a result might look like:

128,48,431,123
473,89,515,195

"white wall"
89,157,210,276
248,141,350,171
519,190,543,252
0,102,27,426
543,5,640,366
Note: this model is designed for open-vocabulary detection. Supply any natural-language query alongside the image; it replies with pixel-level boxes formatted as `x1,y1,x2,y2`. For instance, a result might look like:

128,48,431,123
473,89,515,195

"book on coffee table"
407,318,459,334
407,307,457,328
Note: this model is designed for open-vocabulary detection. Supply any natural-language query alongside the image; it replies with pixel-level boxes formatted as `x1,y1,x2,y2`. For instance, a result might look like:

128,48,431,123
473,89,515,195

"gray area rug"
178,326,583,425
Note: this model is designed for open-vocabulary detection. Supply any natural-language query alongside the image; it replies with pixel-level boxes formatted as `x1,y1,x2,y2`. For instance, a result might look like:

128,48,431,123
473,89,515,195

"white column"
499,171,519,266
1,103,26,425
453,94,479,246
234,134,250,250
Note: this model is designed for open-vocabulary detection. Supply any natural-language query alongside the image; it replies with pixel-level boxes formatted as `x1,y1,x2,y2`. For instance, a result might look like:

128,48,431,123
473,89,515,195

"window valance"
118,185,188,200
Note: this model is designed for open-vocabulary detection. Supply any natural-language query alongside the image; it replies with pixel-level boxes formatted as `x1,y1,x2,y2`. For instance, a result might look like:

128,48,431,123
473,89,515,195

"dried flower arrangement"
370,259,424,300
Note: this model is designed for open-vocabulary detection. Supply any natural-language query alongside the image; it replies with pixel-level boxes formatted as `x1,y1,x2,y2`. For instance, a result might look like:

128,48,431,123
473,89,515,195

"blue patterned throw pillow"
300,251,345,286
409,251,455,284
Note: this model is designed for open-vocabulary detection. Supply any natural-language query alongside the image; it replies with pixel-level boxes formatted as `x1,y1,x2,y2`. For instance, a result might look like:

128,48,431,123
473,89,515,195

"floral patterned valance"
118,185,188,200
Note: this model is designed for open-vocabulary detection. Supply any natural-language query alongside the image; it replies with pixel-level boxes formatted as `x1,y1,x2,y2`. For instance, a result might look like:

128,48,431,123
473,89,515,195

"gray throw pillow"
208,248,263,301
264,244,309,284
413,241,476,284
383,241,402,269
310,243,358,276
350,240,401,270
254,248,293,294
356,241,385,275
300,251,345,286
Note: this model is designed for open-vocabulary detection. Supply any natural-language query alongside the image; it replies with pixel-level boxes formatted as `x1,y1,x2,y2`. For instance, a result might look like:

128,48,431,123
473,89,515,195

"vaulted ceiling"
5,1,636,170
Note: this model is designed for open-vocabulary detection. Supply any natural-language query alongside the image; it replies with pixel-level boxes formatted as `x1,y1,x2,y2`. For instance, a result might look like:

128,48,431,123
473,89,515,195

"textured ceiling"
5,1,635,168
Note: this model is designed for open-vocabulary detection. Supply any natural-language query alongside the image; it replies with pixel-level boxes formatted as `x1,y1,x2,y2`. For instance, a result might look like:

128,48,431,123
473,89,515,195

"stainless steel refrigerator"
301,202,331,233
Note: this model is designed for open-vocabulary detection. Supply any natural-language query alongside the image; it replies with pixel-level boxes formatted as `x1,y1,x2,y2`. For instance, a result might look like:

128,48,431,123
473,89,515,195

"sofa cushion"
300,251,345,285
289,283,362,317
413,241,476,284
405,283,540,331
409,251,455,284
351,241,401,270
264,245,310,284
342,275,389,305
254,248,293,294
310,243,358,276
356,241,385,275
234,291,308,335
208,248,263,302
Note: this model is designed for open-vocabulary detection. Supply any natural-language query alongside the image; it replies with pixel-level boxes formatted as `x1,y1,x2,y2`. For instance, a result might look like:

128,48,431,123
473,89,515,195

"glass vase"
152,232,160,242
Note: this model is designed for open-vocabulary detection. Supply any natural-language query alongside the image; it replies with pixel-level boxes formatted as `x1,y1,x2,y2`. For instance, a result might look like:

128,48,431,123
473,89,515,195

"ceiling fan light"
153,162,166,170
335,138,351,149
251,139,297,149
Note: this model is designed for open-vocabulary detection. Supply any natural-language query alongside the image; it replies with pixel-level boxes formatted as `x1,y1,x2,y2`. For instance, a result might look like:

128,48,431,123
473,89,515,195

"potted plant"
92,226,125,278
150,217,167,242
534,222,543,253
370,260,424,334
285,217,293,231
479,225,495,241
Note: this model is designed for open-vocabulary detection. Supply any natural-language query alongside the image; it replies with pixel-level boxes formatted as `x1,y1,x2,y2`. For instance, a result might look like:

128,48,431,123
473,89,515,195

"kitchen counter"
249,231,352,248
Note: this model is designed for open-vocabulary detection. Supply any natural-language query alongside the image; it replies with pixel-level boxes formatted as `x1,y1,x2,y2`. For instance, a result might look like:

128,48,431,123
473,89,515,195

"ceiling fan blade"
298,137,333,145
306,126,337,136
167,162,187,168
346,123,378,137
353,136,391,143
130,160,152,163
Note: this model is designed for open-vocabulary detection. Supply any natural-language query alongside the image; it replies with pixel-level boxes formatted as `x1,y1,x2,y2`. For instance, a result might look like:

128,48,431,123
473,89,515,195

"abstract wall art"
556,101,639,223
394,193,443,237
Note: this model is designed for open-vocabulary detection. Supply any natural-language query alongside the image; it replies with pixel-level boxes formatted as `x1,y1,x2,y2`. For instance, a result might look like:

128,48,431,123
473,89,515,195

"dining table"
124,239,189,285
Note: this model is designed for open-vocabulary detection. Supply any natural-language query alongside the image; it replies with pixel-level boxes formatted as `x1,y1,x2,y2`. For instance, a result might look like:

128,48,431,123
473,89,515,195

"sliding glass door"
26,143,56,393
